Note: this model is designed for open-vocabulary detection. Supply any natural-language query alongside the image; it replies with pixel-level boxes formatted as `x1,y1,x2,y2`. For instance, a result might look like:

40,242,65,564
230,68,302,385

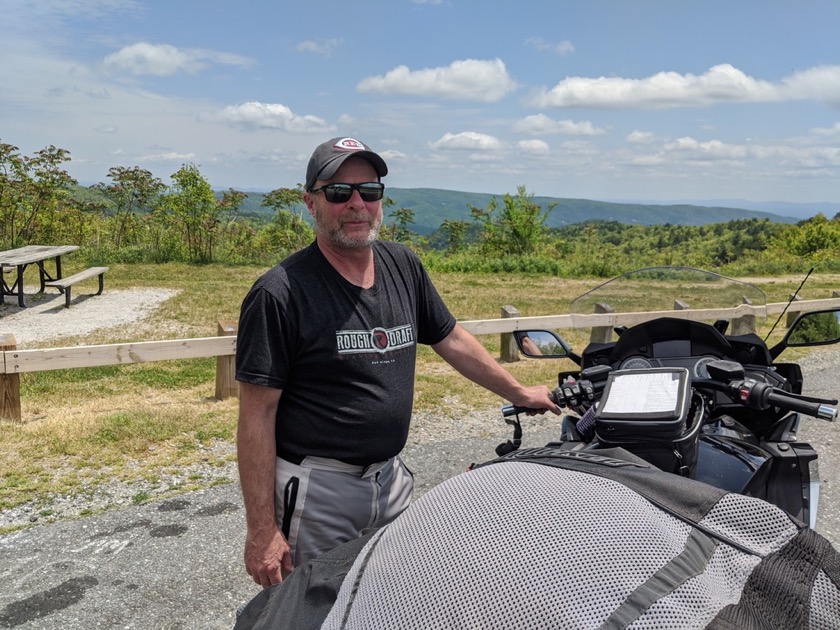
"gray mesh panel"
322,462,757,629
810,570,840,630
631,543,761,629
698,492,799,555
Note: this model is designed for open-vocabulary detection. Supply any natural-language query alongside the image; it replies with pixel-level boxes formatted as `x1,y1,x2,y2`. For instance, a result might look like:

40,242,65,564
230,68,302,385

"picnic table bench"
0,245,108,307
44,266,109,308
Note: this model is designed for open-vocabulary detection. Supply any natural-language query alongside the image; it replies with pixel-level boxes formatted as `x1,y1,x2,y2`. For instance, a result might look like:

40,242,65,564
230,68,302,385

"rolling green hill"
384,188,801,235
80,185,803,235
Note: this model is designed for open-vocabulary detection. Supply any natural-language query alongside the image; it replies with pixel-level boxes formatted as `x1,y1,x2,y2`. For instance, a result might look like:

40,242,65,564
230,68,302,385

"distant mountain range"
602,198,840,221
225,187,835,236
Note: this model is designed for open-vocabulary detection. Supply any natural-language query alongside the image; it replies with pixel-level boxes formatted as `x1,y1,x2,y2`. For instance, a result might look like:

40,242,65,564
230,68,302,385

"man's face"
304,157,383,250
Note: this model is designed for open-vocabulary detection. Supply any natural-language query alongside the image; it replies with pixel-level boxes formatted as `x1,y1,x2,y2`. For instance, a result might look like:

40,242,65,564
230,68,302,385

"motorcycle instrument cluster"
619,354,720,379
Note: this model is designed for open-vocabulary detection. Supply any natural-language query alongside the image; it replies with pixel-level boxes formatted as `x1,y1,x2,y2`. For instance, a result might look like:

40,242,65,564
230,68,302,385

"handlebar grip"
502,404,524,418
502,403,549,418
501,390,561,418
766,390,838,421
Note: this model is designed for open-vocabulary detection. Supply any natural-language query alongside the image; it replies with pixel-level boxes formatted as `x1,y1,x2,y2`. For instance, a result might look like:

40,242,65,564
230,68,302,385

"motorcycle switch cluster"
556,380,595,407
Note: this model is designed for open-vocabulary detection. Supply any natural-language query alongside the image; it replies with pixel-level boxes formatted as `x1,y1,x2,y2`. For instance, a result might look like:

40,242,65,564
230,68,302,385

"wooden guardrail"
2,297,839,421
0,321,238,422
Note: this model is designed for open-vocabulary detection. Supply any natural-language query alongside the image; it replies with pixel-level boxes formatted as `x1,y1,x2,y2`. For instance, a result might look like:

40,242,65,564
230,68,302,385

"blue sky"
2,0,839,205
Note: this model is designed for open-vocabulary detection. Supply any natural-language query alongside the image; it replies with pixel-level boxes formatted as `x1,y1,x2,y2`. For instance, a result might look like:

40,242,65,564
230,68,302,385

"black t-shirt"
236,241,456,465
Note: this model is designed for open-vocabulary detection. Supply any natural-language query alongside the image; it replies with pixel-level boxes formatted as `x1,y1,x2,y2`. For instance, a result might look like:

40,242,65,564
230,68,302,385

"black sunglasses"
309,182,385,203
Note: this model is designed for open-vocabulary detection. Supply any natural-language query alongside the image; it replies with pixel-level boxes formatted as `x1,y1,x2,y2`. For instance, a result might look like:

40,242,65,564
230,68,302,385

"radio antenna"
764,267,814,342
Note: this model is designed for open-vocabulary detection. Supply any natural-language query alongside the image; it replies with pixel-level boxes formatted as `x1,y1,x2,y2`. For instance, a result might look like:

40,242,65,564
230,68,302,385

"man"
236,137,558,588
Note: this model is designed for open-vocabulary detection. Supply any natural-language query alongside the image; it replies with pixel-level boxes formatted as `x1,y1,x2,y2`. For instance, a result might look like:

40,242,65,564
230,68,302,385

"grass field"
2,262,838,529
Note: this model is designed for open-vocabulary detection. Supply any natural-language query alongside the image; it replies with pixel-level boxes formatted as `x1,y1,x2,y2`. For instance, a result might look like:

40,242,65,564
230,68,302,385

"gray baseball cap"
305,137,388,191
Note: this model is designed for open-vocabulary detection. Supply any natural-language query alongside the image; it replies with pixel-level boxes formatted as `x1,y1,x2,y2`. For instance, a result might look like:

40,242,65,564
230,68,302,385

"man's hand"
244,526,294,588
512,384,561,416
432,325,562,415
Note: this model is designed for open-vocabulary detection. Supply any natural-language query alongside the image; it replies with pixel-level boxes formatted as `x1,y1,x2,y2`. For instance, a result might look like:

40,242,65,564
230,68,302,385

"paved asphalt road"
1,352,838,629
0,435,511,630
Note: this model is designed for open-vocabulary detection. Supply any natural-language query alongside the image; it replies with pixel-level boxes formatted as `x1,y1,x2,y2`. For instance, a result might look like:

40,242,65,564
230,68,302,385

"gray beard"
317,215,382,250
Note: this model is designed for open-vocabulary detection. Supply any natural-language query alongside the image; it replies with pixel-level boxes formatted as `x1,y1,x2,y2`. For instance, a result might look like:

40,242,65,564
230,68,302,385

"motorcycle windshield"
569,266,767,329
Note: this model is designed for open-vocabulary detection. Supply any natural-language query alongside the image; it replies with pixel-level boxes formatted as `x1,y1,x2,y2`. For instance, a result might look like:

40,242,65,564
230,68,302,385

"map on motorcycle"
599,368,690,421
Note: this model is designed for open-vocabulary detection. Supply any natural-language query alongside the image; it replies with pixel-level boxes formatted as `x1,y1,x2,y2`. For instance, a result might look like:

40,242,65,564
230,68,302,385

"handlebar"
738,380,838,421
501,374,838,422
502,378,600,419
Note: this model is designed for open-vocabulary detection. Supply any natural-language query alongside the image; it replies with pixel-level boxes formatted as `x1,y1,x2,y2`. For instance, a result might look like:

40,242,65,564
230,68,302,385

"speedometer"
620,357,653,370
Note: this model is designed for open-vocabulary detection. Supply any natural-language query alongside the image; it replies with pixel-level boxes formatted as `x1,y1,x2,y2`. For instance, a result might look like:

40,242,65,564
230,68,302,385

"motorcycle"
234,266,840,629
496,266,840,529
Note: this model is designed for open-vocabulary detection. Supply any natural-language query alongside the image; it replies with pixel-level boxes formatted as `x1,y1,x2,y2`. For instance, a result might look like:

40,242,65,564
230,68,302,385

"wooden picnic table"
0,245,80,307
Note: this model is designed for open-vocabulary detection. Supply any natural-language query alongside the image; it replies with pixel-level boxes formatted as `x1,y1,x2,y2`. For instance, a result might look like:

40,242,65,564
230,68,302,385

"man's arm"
431,324,560,413
237,381,294,588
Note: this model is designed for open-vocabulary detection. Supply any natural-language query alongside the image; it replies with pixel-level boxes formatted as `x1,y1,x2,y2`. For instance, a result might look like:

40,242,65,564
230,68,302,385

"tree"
94,166,164,249
216,188,251,260
0,143,77,247
164,164,219,262
775,214,840,257
386,207,416,244
440,219,470,253
0,142,28,246
260,186,313,254
469,185,554,256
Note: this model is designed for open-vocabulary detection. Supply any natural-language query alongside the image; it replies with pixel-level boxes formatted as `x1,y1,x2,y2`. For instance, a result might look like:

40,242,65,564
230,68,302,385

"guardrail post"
0,333,22,422
786,294,803,328
730,296,756,335
590,303,615,343
500,305,520,362
215,320,239,400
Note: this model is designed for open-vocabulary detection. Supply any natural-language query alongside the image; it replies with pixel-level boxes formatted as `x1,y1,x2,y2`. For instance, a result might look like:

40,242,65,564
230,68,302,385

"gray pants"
274,455,413,568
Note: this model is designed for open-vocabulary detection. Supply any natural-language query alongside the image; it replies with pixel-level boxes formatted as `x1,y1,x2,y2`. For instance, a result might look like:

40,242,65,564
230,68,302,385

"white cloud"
137,150,196,163
532,63,840,109
357,58,516,102
518,139,550,155
525,36,575,55
207,102,333,133
429,132,502,150
629,155,666,167
379,149,407,162
103,42,253,76
811,122,840,136
296,38,343,56
782,66,840,106
512,114,605,136
664,137,748,161
627,130,656,144
677,137,819,166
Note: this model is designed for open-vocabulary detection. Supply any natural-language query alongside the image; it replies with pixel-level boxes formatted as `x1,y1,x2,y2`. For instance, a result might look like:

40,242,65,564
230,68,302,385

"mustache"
339,212,374,224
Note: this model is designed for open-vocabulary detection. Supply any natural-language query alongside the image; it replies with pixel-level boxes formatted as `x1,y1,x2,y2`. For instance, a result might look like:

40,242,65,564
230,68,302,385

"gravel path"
0,288,180,347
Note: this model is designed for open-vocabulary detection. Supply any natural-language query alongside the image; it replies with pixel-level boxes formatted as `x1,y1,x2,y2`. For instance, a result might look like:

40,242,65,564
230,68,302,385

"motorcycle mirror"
785,309,840,346
514,330,573,359
769,308,840,359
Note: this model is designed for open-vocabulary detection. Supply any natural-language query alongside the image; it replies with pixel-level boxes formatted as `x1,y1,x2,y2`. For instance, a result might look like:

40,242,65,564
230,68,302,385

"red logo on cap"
334,138,365,151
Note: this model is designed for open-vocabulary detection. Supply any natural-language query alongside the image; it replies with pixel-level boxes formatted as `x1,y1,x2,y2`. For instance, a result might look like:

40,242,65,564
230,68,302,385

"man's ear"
303,193,316,217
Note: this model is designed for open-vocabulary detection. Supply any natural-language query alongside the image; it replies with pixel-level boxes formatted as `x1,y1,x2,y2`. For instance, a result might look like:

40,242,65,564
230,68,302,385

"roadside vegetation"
3,141,840,276
3,141,840,529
